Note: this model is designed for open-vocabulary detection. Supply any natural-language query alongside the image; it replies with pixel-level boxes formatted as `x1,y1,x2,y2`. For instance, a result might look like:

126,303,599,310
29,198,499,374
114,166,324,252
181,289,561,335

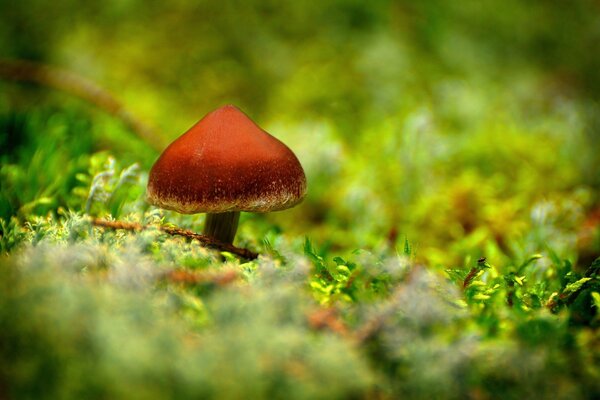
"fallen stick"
0,58,164,150
91,218,259,260
163,269,239,286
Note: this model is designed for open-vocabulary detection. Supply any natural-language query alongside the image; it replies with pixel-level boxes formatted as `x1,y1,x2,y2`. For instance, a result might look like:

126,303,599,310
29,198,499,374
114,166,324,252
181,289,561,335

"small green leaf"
220,252,237,262
563,277,592,296
445,269,466,283
332,256,346,266
75,173,89,183
591,292,600,309
454,299,468,308
336,265,351,275
403,237,411,256
514,276,525,286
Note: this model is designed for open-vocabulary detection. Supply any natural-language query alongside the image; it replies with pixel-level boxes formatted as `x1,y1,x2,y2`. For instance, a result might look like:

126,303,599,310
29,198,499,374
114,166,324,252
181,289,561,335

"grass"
0,101,599,399
1,1,600,397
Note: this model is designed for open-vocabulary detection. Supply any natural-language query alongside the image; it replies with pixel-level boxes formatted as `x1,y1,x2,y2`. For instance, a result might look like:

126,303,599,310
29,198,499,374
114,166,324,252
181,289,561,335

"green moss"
1,1,600,397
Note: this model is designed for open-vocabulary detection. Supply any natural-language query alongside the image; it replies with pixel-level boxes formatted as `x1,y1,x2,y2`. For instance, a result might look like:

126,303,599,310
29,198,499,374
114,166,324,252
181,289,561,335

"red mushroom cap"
147,105,307,214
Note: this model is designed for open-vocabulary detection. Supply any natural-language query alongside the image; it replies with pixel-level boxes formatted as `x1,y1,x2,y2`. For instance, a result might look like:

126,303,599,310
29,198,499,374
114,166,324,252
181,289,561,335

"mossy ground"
1,1,600,399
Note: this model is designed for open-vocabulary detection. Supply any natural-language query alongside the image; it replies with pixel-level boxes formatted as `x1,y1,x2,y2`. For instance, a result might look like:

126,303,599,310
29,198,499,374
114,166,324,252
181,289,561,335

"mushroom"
146,105,306,245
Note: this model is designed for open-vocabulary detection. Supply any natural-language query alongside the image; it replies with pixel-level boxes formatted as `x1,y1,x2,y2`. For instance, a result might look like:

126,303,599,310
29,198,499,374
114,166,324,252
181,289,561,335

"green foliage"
305,238,411,305
78,153,142,217
1,0,600,398
3,202,599,399
0,241,372,399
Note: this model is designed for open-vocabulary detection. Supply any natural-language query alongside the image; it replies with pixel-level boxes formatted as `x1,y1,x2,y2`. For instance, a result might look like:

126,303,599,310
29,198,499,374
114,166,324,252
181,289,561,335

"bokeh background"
2,2,600,399
2,0,600,266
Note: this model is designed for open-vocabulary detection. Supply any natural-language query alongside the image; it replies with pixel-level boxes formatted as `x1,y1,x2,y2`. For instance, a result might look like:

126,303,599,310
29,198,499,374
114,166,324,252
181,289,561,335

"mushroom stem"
203,211,240,245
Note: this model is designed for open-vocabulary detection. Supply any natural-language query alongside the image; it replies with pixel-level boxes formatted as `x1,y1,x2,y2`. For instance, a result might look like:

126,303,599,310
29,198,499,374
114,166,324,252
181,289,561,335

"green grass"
1,1,600,398
0,107,598,399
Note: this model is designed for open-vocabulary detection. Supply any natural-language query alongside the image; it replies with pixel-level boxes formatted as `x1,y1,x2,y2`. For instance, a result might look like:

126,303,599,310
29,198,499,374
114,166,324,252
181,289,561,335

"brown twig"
91,219,144,231
163,269,239,286
463,267,479,289
0,58,164,150
307,307,349,337
91,218,259,260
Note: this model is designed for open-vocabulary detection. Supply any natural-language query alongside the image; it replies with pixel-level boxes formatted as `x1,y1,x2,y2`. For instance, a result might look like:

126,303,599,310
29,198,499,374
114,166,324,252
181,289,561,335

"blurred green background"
1,0,599,265
2,2,600,399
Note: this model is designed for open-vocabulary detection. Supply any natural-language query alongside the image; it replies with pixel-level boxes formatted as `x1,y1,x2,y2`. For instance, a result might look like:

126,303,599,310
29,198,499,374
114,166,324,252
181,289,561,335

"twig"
0,58,164,150
307,307,349,337
91,218,259,260
463,257,488,289
463,267,479,289
163,269,239,286
91,219,143,231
